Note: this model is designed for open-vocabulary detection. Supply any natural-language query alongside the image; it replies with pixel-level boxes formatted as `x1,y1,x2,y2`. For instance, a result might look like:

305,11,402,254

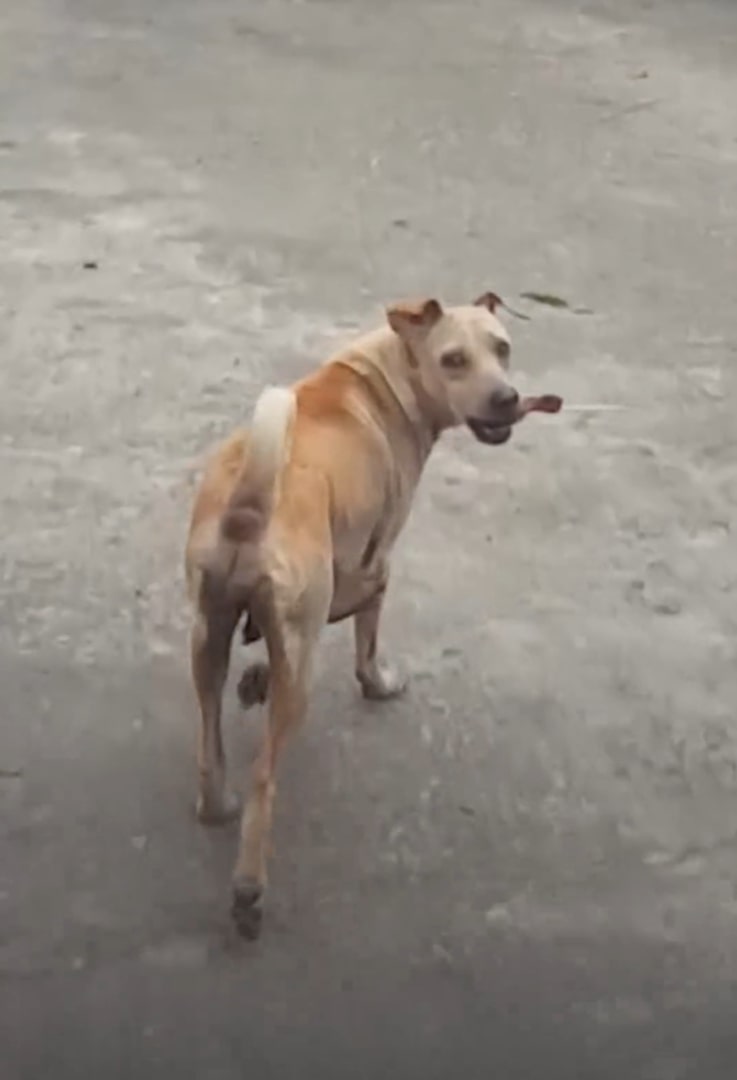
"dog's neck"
332,327,453,462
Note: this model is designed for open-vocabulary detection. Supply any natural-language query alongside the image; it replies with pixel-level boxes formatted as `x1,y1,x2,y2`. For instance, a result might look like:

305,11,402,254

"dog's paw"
237,661,270,710
195,790,240,826
358,662,407,701
231,877,264,940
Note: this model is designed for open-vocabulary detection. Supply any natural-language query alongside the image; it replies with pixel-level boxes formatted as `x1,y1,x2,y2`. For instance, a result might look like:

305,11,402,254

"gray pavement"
2,0,737,1076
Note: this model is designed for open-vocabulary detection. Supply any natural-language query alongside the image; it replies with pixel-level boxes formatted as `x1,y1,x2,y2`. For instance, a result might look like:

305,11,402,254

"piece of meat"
516,393,563,419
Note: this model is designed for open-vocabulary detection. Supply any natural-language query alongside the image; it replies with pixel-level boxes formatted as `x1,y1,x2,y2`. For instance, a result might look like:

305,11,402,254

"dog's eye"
440,349,467,371
495,340,511,364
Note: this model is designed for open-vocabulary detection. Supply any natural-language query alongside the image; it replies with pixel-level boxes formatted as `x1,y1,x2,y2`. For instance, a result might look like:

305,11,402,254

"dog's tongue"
516,393,563,419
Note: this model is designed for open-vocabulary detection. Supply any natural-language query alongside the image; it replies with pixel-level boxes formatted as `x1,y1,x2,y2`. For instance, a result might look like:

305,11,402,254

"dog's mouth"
466,418,513,445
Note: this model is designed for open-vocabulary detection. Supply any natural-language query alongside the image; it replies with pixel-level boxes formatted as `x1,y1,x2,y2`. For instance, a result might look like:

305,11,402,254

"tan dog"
184,292,561,938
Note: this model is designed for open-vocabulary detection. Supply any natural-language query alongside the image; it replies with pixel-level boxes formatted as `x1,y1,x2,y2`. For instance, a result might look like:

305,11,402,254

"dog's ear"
474,291,503,313
386,298,443,335
474,292,530,320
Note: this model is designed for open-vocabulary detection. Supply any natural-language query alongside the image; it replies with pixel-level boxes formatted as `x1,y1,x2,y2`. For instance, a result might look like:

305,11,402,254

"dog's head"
386,292,519,445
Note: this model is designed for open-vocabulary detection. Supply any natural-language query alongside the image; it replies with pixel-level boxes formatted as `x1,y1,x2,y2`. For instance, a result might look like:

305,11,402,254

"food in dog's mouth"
467,394,563,446
517,393,563,418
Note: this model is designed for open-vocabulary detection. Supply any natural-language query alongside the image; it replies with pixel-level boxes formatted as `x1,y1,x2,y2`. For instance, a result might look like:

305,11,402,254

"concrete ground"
1,0,736,1075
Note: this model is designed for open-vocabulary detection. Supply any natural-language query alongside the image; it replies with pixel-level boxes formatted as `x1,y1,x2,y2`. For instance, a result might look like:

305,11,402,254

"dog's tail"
206,386,295,587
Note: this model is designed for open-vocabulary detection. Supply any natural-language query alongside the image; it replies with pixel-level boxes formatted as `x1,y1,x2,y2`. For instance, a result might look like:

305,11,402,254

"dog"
184,292,561,939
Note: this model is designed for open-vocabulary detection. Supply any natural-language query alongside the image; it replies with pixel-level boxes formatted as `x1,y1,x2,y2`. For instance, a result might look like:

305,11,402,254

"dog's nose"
490,385,519,410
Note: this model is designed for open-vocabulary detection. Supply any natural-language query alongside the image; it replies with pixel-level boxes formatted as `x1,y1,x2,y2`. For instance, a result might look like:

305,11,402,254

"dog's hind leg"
230,564,331,939
190,590,241,825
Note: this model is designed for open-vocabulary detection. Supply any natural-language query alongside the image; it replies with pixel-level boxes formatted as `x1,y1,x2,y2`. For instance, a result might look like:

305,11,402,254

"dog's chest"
328,485,415,623
353,508,407,569
333,462,417,571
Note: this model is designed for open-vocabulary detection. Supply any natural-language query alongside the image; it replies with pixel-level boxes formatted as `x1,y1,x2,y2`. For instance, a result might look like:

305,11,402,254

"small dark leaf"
520,291,570,309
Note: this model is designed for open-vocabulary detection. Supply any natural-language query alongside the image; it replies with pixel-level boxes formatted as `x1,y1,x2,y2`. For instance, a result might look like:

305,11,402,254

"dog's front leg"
354,568,407,700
